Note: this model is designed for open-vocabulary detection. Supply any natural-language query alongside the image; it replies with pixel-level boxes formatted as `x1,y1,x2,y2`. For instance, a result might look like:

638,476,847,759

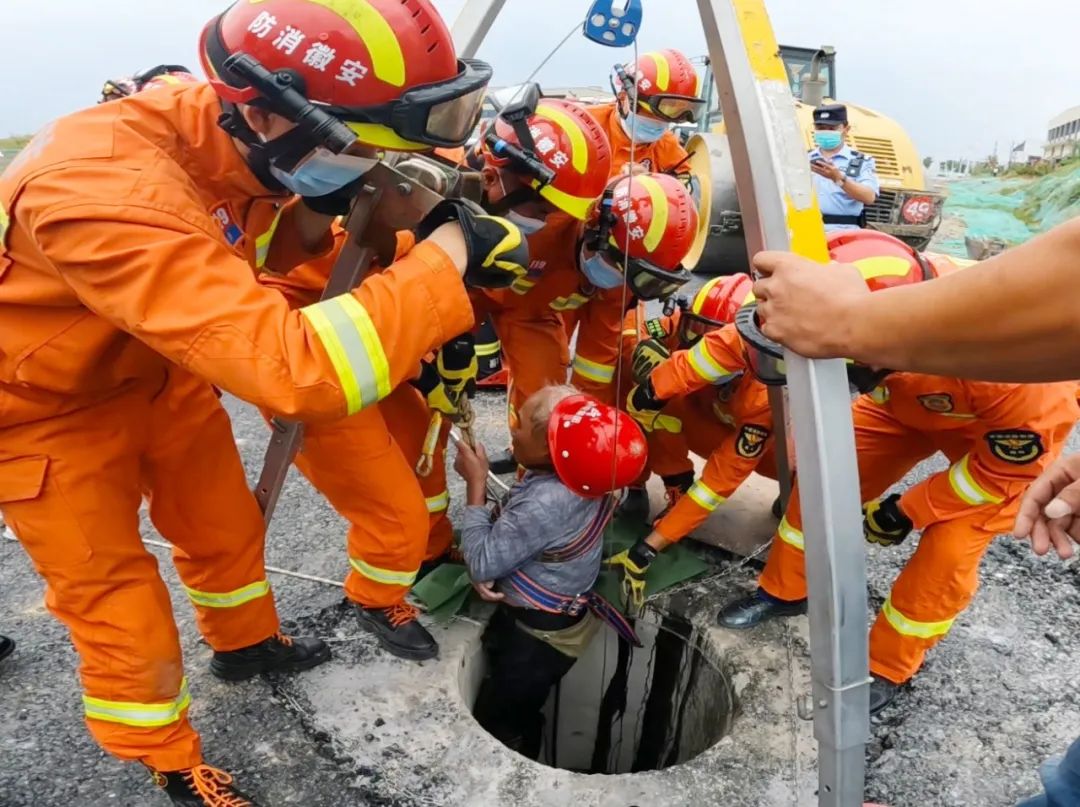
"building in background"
1044,105,1080,161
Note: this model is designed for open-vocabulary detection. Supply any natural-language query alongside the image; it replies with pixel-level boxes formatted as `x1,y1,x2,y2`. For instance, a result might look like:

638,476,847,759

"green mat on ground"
411,514,710,621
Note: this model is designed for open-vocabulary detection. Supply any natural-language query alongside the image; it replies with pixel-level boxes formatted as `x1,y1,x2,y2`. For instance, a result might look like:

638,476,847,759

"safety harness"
505,493,641,646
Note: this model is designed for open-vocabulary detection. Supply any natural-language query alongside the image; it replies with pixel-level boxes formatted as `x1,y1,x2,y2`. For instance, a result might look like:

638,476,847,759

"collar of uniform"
175,84,287,203
809,144,853,162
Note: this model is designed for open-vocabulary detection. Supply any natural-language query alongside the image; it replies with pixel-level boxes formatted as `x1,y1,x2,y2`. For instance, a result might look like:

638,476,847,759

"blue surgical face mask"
618,111,669,144
506,209,547,235
813,130,843,151
579,248,624,289
268,148,372,197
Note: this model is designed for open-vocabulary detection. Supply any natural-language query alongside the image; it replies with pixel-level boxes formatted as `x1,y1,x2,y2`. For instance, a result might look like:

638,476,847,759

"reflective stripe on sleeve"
687,340,736,384
301,294,392,415
425,490,450,514
550,293,590,311
947,454,1004,506
777,515,804,550
686,480,726,512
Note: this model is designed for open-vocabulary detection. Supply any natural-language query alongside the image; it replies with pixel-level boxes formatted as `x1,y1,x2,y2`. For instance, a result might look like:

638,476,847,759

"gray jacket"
460,471,605,610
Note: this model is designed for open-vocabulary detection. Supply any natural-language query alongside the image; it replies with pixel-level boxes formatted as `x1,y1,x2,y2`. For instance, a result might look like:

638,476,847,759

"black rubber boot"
717,589,807,629
209,633,330,681
869,675,900,714
488,448,518,475
151,764,260,806
617,487,651,522
0,634,14,664
355,603,438,661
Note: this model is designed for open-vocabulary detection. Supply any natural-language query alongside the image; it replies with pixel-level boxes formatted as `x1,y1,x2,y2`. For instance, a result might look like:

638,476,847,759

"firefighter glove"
437,333,478,400
863,493,913,547
631,338,671,386
411,361,459,416
627,381,682,434
607,540,657,615
417,198,529,289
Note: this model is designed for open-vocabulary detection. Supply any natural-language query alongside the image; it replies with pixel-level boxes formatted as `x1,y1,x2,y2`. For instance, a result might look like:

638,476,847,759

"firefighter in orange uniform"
617,274,756,521
0,0,528,802
586,49,704,181
714,231,1080,715
468,95,697,475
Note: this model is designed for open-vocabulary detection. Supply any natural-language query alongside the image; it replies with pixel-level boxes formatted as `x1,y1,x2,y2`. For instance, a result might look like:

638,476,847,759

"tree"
923,156,933,169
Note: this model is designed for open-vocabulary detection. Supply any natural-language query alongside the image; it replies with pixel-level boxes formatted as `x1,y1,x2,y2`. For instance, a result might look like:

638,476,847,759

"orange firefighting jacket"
0,84,472,428
473,214,626,401
863,374,1079,530
648,323,773,541
586,103,691,177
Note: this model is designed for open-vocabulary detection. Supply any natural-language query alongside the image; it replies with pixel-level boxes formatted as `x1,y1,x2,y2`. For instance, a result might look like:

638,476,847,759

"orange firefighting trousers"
0,369,278,771
492,308,569,429
758,401,1025,684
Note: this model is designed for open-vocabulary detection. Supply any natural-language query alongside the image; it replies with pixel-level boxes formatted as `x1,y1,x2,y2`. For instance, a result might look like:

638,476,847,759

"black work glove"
437,333,478,401
416,198,529,289
631,338,671,386
863,493,913,547
301,177,366,217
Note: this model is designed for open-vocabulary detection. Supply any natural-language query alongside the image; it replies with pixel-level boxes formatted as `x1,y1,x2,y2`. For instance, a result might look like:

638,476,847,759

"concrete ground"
2,390,1079,807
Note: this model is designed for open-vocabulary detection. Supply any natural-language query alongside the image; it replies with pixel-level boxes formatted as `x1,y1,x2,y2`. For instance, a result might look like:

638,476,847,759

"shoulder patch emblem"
986,430,1044,464
918,393,953,413
736,424,771,459
210,202,244,247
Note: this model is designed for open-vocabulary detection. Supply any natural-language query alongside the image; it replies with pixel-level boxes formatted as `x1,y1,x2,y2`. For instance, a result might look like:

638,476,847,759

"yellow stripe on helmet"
301,0,406,87
534,104,588,174
692,277,723,315
346,122,429,151
534,179,594,220
637,174,669,253
643,51,670,92
851,256,916,281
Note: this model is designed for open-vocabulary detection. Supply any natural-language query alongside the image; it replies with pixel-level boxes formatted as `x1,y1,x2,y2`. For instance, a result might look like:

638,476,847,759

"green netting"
410,514,710,621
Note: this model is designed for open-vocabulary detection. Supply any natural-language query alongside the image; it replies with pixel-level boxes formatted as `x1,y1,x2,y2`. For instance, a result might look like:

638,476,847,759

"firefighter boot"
151,764,260,806
209,633,330,681
717,588,808,629
0,634,13,664
869,675,900,714
355,602,439,661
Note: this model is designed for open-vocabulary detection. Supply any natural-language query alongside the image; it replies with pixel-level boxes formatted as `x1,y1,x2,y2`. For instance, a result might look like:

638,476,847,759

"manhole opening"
469,608,739,774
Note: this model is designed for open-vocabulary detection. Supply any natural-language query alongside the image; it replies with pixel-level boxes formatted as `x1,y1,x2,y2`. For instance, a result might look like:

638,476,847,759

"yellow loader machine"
683,45,945,273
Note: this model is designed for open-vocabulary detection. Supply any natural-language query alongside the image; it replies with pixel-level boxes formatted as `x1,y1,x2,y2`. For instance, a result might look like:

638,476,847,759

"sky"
3,0,1078,163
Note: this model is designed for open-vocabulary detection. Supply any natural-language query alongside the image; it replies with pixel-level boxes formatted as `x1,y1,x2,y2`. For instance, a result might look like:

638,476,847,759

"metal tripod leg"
253,185,383,523
695,0,870,803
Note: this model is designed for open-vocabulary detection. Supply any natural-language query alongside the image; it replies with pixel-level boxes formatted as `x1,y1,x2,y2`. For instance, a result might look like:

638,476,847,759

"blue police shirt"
810,145,880,231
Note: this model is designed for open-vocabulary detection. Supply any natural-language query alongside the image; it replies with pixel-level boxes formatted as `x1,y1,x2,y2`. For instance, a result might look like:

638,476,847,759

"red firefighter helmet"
583,172,697,300
613,49,704,123
199,0,491,151
736,229,931,391
548,394,648,498
479,98,612,220
677,272,754,347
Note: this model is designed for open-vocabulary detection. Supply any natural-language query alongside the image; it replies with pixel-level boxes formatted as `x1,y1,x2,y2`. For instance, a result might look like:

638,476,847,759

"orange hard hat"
613,49,704,123
480,98,612,220
581,172,696,300
548,394,648,498
199,0,492,151
677,273,754,347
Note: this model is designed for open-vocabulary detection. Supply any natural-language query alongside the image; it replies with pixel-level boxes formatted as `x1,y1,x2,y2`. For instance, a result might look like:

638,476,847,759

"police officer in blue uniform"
809,103,880,231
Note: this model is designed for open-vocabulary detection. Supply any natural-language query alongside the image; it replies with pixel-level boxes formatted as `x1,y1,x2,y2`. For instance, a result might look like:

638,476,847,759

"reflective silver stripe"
777,515,804,550
425,490,450,513
881,596,954,639
83,678,192,728
184,579,270,608
572,355,615,384
687,340,735,383
686,480,725,511
349,557,418,587
300,294,391,415
947,454,1003,506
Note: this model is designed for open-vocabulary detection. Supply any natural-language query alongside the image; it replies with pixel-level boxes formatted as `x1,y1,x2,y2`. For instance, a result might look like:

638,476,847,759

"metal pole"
694,1,870,804
450,0,508,59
